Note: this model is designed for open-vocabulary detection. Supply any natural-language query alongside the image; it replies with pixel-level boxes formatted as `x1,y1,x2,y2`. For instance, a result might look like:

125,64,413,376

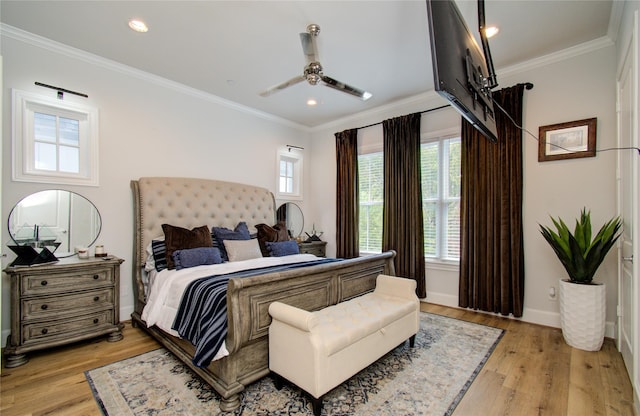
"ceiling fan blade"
299,32,319,64
320,75,373,101
259,75,305,97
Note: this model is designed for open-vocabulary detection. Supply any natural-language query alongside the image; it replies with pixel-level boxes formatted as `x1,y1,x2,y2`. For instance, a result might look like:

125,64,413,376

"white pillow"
223,239,262,262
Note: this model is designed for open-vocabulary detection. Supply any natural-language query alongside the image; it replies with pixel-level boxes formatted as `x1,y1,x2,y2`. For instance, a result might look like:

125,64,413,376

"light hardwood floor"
1,303,635,416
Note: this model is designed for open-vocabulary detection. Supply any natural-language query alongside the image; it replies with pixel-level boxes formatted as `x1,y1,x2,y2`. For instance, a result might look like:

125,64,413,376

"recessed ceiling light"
307,98,318,106
128,19,149,33
484,26,499,38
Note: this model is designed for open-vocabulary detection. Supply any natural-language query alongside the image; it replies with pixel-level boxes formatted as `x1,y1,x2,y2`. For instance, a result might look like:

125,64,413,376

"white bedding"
141,253,320,361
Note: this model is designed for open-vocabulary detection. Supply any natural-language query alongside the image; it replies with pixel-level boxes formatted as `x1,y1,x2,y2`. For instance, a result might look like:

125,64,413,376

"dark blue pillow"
266,240,300,257
212,222,251,261
151,240,168,272
172,247,222,270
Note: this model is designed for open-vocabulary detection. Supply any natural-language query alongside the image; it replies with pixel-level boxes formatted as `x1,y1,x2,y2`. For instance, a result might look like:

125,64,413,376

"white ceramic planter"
558,279,606,351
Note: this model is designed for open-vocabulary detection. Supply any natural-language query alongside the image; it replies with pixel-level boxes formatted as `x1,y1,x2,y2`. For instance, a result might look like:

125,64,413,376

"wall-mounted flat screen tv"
426,0,498,143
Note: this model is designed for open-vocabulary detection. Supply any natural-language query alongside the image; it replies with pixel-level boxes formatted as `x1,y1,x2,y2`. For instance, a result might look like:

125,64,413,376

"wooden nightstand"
298,241,327,257
3,256,124,368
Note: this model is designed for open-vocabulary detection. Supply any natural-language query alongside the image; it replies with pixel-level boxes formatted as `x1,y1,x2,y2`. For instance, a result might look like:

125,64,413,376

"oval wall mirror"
276,202,304,238
7,190,102,258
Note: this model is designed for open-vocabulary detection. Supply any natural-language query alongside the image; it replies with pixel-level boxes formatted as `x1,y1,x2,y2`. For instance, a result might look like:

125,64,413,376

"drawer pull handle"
94,296,100,302
93,275,99,280
93,318,99,324
41,304,48,310
41,328,48,335
41,280,48,286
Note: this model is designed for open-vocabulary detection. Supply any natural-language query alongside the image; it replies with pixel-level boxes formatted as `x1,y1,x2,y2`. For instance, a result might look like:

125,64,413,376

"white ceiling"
0,1,616,128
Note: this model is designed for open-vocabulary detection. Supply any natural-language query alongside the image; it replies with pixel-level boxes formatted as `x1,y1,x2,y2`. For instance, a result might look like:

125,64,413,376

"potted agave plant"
539,208,621,351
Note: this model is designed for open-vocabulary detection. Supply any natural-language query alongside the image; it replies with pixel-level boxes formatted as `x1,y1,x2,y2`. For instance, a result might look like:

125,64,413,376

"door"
617,11,638,394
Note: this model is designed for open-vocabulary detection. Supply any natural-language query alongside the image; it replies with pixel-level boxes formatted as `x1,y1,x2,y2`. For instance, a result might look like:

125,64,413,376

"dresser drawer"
22,310,115,344
298,242,327,257
21,269,114,296
22,288,114,320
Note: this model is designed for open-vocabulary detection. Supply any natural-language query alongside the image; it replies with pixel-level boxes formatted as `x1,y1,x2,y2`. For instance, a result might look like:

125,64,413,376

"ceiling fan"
259,24,372,101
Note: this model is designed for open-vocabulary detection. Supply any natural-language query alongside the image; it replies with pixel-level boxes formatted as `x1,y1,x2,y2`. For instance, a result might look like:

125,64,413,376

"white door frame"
616,10,640,413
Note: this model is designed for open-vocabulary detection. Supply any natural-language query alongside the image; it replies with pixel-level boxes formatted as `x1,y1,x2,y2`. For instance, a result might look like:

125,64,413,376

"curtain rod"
354,82,534,131
356,104,451,131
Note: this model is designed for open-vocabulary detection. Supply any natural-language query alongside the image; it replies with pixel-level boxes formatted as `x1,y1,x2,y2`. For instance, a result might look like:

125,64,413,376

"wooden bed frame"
130,177,396,411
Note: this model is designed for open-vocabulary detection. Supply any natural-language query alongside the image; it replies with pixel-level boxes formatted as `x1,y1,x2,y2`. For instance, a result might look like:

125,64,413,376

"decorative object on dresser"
4,256,124,368
130,177,396,412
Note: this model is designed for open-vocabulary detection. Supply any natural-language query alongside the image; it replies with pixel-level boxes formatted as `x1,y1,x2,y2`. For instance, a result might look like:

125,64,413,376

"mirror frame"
276,202,304,239
7,190,102,258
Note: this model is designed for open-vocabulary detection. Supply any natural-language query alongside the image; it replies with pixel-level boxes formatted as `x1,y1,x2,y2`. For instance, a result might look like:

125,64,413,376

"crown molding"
498,36,614,79
2,22,615,135
314,35,615,133
0,23,311,133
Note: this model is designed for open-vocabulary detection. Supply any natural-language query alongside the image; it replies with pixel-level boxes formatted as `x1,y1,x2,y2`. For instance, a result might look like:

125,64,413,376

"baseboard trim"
423,291,616,339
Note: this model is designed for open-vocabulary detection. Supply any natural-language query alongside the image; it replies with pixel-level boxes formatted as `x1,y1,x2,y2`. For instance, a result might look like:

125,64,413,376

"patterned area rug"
86,313,503,415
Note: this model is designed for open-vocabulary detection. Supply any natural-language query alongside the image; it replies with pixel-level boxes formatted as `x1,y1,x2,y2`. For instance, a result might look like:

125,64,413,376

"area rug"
86,313,503,415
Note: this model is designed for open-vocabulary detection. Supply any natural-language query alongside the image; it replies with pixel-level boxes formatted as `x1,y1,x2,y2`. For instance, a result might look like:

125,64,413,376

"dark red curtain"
459,84,526,316
335,129,359,259
382,113,426,298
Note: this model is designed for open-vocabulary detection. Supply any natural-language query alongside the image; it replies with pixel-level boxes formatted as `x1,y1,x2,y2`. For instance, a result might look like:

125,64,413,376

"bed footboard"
132,250,396,411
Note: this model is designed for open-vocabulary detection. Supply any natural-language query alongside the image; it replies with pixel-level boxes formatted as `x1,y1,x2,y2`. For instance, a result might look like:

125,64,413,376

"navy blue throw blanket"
172,258,341,368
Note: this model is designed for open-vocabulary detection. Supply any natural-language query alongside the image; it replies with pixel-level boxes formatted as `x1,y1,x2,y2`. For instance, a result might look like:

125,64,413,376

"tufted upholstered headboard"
131,177,276,270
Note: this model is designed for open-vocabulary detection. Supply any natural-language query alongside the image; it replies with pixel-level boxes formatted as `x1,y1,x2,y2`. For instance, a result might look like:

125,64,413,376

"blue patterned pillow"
266,240,300,257
172,247,222,270
151,240,168,272
212,222,251,261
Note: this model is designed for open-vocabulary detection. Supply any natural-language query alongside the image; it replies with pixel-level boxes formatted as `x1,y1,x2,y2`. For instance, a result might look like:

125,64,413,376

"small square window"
12,89,99,186
276,150,303,200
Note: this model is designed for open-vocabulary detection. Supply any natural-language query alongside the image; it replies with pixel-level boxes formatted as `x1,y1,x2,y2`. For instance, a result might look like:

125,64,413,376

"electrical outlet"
548,286,557,300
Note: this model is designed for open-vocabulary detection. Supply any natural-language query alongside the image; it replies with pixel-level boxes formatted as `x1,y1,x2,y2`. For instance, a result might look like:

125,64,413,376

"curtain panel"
459,84,526,317
382,113,426,298
335,128,360,259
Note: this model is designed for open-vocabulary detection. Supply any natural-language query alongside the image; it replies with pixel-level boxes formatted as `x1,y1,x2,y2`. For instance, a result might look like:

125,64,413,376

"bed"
130,177,396,411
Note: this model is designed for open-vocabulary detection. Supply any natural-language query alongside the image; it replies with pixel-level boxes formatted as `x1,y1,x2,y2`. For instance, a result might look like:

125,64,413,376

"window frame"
12,89,99,186
276,148,303,200
421,128,461,266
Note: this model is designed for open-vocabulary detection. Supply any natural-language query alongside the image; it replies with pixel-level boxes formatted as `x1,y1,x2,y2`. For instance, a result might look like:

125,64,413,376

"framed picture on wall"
538,118,597,162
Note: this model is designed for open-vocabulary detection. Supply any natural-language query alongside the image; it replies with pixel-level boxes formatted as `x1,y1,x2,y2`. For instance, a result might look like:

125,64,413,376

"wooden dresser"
298,240,327,257
3,256,124,368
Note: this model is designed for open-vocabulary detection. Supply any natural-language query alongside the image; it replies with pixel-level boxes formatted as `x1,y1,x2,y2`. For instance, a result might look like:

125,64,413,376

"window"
421,137,461,261
276,149,303,200
357,135,461,262
358,152,384,252
12,89,99,186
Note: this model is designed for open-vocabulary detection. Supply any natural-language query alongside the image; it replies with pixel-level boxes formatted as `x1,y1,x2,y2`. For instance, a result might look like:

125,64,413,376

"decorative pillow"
212,222,251,261
162,224,212,270
151,239,168,272
223,239,263,262
172,247,222,270
256,222,290,256
266,240,300,257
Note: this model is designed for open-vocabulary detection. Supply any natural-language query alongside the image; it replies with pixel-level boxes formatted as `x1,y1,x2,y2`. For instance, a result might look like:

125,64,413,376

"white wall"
1,29,311,344
309,41,619,331
0,24,622,342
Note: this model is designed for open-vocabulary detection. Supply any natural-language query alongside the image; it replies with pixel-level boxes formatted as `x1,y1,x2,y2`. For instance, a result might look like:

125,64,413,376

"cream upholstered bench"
268,274,420,416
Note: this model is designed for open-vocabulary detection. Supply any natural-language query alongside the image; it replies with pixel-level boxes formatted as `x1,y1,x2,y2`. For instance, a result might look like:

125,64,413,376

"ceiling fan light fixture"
306,73,321,85
128,19,149,33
